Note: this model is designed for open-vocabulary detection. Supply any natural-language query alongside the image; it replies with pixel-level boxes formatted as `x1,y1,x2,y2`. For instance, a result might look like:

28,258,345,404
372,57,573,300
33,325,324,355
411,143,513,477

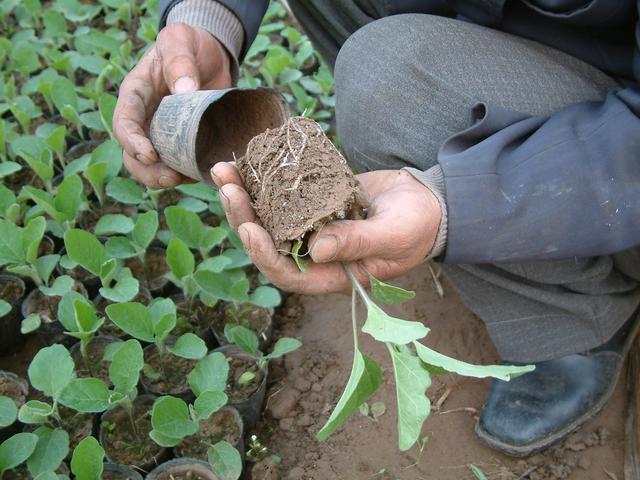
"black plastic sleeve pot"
102,463,144,480
214,345,267,431
140,341,197,400
211,303,274,353
146,458,221,480
171,294,217,349
0,274,26,356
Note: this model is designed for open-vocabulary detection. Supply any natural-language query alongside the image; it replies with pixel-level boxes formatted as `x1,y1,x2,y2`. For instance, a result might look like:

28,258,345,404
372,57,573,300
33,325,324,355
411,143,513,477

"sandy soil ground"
253,263,627,480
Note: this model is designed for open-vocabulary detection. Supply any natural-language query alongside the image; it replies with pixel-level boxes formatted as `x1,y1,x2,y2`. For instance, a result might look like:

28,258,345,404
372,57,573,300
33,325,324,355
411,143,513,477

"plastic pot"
0,274,26,356
211,303,274,352
174,405,244,462
21,281,88,347
125,247,170,296
0,371,28,443
171,294,217,349
95,287,152,338
99,394,170,471
140,341,197,400
102,463,144,480
147,458,220,480
214,345,268,431
150,88,289,184
69,335,120,385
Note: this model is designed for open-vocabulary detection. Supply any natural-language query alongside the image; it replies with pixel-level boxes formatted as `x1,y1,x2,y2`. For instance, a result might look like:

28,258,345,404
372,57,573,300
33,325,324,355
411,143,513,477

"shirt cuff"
166,0,244,82
403,165,448,259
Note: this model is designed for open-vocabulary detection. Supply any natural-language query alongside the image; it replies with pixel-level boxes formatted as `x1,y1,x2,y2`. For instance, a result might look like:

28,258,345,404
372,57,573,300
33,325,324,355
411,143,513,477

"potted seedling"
3,426,70,479
106,300,208,397
94,287,152,338
0,274,25,356
149,352,244,462
164,206,227,260
218,325,301,428
63,228,140,303
147,443,242,480
99,339,169,469
230,117,536,450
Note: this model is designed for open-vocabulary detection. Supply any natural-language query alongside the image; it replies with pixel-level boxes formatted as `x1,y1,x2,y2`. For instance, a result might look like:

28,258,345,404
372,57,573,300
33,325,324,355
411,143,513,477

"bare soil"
0,375,27,406
126,248,169,293
142,345,197,395
254,266,627,480
227,354,264,403
176,407,242,460
0,276,24,303
236,117,367,249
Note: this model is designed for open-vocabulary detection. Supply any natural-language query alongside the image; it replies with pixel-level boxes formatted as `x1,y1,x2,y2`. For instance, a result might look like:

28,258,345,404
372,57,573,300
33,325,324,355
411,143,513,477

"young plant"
165,206,227,259
106,339,144,437
102,210,158,264
23,174,83,230
63,228,139,302
105,299,208,380
315,265,536,450
224,325,301,373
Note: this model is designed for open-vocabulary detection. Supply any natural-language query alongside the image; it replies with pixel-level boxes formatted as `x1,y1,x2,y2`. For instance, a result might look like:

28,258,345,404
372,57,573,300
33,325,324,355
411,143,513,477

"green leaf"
21,314,41,334
70,436,104,480
316,352,382,442
208,441,242,480
106,177,144,204
388,345,431,451
0,219,24,265
94,214,134,235
73,299,101,333
105,302,154,342
153,314,176,342
168,333,207,359
148,429,182,448
413,342,535,381
291,239,307,272
194,270,236,302
83,161,107,199
166,238,194,280
57,291,90,332
193,391,227,421
98,93,117,134
109,339,144,395
468,464,489,480
165,206,205,248
131,210,158,250
0,432,38,473
150,396,197,439
51,77,78,112
99,276,139,303
17,400,52,424
27,427,69,476
0,396,17,428
58,378,112,413
64,229,107,277
35,254,60,286
188,352,229,397
0,300,10,318
55,174,82,221
105,236,136,259
249,286,281,308
0,162,22,178
39,275,74,297
28,344,75,398
23,187,60,221
369,275,415,305
362,301,428,345
265,338,302,360
197,255,232,273
224,325,259,356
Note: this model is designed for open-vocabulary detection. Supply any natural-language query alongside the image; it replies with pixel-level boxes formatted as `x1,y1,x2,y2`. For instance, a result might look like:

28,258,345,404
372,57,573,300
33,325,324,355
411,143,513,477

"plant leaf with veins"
369,275,415,305
361,301,428,344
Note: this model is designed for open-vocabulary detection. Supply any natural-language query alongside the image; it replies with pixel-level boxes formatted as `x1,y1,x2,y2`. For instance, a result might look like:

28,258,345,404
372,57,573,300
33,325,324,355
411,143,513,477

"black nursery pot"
69,335,120,385
0,371,29,443
211,303,274,352
214,345,268,431
99,394,170,471
140,341,197,400
171,294,217,349
102,463,144,480
147,458,221,480
21,281,88,347
174,405,244,462
125,247,170,296
0,274,26,356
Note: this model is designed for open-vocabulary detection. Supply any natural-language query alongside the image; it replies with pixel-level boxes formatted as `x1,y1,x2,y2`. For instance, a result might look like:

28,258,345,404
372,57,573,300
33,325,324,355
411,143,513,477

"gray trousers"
288,0,640,363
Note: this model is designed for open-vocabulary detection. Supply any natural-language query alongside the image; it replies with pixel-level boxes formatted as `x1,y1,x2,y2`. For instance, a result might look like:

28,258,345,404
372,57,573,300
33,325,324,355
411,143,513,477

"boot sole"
474,309,640,457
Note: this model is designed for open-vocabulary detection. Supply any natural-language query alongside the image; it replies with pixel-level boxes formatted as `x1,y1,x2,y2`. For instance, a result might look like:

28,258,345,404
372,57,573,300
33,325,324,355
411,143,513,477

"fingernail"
210,167,220,185
158,175,174,188
310,235,338,263
238,225,251,251
174,76,196,93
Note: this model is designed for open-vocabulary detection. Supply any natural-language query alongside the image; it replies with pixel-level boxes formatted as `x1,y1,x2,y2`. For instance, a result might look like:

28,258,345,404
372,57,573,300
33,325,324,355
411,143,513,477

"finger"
219,183,258,229
308,218,392,264
211,162,244,189
113,46,162,165
123,152,184,189
156,24,200,94
237,223,352,294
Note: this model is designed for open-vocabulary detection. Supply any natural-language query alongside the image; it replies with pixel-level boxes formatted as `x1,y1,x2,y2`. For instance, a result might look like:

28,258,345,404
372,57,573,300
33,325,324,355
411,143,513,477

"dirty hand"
212,163,441,294
114,23,233,189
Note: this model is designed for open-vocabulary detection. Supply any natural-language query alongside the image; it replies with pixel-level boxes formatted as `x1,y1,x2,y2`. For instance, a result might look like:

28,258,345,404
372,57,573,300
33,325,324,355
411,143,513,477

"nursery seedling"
149,352,229,446
25,426,69,479
165,206,227,259
224,324,301,371
63,228,140,302
104,210,159,263
107,339,144,436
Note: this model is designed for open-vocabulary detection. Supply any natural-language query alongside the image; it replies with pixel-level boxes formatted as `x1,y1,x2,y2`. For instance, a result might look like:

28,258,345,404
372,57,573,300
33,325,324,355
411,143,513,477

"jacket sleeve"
440,2,640,264
159,0,269,60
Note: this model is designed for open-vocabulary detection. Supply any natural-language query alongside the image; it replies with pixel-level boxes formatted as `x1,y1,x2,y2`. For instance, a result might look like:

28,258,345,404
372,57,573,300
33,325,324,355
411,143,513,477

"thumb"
156,25,201,94
309,220,387,263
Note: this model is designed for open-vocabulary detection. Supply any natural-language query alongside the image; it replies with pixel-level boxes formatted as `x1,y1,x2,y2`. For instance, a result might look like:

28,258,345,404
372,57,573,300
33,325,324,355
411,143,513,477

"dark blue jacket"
159,0,640,264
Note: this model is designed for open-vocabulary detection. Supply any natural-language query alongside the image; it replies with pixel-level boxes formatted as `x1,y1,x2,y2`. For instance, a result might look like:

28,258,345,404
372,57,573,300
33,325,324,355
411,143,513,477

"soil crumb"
236,117,367,248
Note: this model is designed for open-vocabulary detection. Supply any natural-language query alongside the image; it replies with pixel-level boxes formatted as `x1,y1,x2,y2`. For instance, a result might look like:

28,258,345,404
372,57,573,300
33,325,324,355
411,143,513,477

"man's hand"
114,23,233,189
212,162,441,294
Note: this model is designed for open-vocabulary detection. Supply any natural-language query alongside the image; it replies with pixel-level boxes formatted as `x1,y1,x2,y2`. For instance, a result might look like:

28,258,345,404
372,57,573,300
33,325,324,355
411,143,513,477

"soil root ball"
236,117,367,250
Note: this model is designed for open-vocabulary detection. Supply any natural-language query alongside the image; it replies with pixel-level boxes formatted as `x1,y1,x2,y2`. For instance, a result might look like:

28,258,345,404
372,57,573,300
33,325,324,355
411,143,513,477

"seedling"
224,324,301,372
106,339,144,437
70,436,104,480
63,228,140,302
165,206,227,260
23,173,83,229
103,210,158,263
105,299,208,381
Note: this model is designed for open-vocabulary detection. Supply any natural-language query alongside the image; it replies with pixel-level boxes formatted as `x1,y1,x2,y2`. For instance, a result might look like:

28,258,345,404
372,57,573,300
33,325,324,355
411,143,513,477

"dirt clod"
236,117,367,249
